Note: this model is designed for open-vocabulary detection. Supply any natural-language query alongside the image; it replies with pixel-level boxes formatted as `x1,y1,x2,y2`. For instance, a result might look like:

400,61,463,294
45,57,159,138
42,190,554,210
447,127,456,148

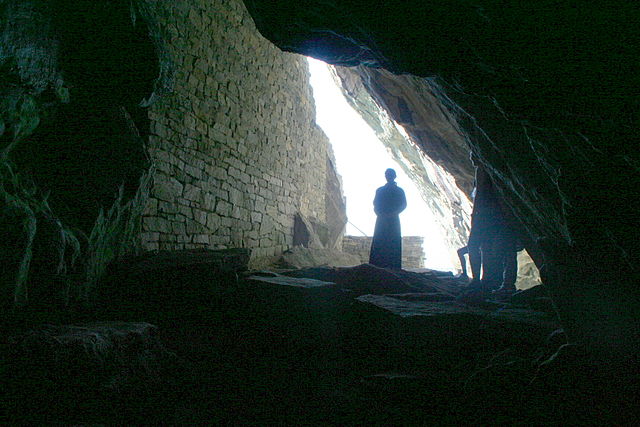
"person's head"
385,168,397,183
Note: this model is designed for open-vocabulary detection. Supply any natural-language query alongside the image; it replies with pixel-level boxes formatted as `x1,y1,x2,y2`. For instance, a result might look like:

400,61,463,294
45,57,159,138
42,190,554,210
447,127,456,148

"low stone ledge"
106,248,251,277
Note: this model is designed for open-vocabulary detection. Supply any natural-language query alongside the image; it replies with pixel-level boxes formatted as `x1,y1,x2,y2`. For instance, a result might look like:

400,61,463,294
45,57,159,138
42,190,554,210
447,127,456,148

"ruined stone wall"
138,0,344,262
342,236,425,269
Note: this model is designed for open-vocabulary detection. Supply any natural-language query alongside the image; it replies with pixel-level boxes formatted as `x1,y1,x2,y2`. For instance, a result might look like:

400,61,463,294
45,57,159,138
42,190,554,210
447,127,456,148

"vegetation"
1,154,152,309
79,170,152,306
0,158,80,307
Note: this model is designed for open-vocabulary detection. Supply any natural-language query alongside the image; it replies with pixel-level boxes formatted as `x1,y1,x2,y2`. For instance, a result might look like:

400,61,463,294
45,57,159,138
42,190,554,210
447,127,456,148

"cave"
1,0,638,424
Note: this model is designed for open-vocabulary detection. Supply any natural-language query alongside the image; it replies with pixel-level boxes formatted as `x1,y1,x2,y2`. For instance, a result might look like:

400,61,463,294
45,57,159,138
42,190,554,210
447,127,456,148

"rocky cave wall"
242,0,639,361
1,0,154,232
137,0,346,262
0,0,164,307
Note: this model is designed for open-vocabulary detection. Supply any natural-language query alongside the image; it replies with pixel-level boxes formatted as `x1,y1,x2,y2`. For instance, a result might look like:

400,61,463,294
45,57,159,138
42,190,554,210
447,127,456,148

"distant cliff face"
332,65,473,257
242,0,639,360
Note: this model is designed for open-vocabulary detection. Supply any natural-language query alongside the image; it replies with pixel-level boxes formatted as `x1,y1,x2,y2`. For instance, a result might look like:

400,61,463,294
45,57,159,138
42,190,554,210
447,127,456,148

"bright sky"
307,57,456,271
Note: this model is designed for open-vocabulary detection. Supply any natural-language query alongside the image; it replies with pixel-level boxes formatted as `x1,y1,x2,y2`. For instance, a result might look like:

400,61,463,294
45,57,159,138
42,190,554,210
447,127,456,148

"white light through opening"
307,57,462,272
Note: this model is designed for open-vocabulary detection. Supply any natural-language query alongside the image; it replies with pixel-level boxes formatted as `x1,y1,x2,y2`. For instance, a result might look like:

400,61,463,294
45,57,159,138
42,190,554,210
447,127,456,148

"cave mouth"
308,57,469,272
307,57,542,289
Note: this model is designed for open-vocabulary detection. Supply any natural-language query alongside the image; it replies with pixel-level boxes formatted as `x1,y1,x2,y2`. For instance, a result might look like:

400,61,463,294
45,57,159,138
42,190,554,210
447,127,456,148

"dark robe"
369,181,407,269
467,168,518,287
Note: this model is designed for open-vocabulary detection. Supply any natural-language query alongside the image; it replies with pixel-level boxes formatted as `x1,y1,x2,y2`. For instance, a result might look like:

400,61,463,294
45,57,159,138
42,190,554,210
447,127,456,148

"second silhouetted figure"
369,168,407,269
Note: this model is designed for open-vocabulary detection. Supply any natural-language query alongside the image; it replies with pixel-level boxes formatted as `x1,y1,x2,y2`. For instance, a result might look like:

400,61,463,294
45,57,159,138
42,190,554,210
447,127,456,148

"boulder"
97,248,250,319
278,246,361,269
105,248,251,277
2,322,175,423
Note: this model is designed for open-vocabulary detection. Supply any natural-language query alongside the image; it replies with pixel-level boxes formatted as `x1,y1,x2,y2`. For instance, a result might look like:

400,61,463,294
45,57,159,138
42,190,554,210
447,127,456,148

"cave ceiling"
243,0,639,263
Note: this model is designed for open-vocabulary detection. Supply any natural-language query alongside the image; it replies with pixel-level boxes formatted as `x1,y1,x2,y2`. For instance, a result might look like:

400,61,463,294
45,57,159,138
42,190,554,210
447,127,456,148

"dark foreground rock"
283,263,459,295
97,248,250,319
105,248,251,278
1,322,176,424
3,256,634,424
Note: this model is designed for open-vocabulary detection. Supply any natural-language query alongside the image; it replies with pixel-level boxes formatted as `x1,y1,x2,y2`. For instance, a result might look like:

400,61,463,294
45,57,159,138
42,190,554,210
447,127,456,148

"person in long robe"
369,168,407,269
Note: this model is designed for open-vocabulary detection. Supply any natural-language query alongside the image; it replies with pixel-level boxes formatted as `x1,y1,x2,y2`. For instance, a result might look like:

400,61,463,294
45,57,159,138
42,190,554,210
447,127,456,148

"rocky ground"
1,249,633,424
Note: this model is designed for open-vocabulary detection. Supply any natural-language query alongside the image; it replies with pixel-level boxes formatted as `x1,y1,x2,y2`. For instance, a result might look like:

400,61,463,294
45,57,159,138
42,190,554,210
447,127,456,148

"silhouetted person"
466,166,520,294
466,166,505,289
491,232,522,294
369,168,407,269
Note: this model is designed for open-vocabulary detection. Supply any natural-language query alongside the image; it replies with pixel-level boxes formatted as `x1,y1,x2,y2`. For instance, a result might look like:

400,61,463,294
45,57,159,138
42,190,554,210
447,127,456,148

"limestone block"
202,192,216,210
193,234,210,245
143,198,159,216
178,205,193,219
161,232,179,243
266,205,278,218
193,208,207,225
210,235,227,246
259,216,274,235
228,166,241,180
139,231,160,245
227,203,240,218
153,175,183,202
216,199,232,216
211,188,229,202
155,160,172,176
259,237,272,247
171,222,186,235
210,165,227,180
184,163,202,180
143,217,172,234
251,212,262,223
254,197,266,213
176,234,191,243
183,183,202,201
228,187,243,205
186,219,208,234
142,241,160,251
228,157,246,172
206,212,220,230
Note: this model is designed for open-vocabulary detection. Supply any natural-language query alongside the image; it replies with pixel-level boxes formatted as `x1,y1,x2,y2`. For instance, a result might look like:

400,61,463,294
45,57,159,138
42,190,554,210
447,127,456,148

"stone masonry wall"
138,0,345,263
342,236,425,269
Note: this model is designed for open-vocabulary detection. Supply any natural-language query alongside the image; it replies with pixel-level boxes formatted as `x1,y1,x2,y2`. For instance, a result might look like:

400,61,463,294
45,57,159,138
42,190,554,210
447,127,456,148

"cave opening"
307,57,541,290
308,57,464,272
